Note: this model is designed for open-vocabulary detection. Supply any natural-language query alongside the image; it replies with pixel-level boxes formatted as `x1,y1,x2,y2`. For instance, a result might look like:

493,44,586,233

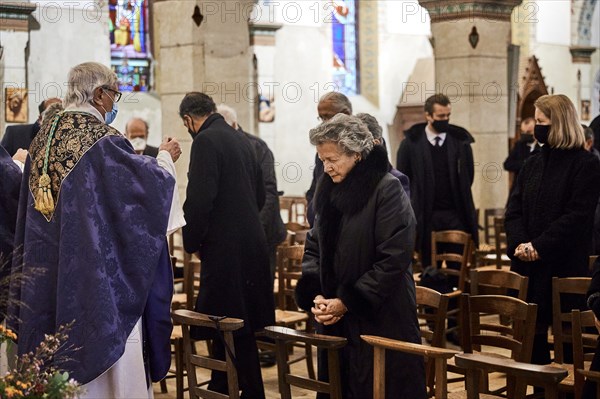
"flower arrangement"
0,323,84,398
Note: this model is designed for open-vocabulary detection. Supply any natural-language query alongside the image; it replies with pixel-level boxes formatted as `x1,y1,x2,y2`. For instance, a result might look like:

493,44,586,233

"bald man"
125,117,159,157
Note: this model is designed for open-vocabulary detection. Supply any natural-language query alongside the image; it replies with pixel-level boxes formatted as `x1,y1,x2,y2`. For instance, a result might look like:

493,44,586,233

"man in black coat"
396,93,478,268
124,117,160,157
0,98,61,156
180,93,274,399
216,103,287,279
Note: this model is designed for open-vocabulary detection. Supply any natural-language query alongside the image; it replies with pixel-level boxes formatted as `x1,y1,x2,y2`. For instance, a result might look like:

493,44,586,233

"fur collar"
314,144,390,216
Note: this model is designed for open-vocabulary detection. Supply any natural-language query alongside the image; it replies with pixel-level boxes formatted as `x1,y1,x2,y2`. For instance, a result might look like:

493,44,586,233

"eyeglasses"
102,86,122,103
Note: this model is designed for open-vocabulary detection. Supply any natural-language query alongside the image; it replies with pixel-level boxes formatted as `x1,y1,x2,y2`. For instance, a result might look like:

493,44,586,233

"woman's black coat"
505,146,600,324
296,145,426,399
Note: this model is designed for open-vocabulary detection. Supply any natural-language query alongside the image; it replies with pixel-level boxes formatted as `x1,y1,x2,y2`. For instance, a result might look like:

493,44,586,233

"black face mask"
432,119,450,133
534,124,550,144
187,118,199,138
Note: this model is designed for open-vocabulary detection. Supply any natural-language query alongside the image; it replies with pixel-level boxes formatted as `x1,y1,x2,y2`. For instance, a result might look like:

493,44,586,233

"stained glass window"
331,0,359,96
109,0,151,92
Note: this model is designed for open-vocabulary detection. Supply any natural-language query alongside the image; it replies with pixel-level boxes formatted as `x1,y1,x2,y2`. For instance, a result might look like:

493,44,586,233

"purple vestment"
7,111,174,384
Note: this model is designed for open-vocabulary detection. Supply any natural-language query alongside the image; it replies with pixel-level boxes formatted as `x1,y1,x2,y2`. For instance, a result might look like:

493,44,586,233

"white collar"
425,125,446,146
65,103,105,123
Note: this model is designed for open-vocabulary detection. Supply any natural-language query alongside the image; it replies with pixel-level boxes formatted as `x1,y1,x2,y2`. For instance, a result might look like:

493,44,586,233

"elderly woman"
7,62,184,398
506,94,600,366
296,114,426,399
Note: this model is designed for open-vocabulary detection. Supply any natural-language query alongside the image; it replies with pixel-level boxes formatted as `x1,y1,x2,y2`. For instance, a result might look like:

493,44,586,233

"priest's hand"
13,148,27,163
160,137,182,162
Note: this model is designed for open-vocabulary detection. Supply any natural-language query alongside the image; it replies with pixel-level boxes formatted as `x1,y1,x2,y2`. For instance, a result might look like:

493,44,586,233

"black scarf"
313,145,390,296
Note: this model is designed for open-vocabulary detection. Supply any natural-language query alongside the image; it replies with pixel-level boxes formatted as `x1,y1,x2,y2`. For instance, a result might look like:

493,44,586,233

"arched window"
109,0,152,92
332,0,359,96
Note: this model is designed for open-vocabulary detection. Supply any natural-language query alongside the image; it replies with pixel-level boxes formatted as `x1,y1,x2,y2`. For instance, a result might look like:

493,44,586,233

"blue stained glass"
331,0,359,96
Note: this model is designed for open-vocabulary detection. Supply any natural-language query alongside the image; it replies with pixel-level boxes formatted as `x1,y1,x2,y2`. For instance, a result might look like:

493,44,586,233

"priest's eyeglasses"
102,87,122,103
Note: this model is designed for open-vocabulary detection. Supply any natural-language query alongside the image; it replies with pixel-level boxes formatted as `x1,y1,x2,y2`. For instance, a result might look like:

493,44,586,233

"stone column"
154,0,256,199
419,0,522,216
0,1,37,135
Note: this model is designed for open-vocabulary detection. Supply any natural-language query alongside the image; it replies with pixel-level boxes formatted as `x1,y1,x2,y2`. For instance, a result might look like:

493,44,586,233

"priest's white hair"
64,62,118,107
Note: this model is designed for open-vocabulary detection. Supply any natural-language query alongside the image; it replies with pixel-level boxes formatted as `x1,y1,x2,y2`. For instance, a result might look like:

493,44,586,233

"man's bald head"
317,92,352,122
125,117,149,140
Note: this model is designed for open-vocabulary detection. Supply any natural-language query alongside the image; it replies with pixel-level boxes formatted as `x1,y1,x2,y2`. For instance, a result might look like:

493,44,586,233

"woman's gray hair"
309,114,374,158
64,62,118,107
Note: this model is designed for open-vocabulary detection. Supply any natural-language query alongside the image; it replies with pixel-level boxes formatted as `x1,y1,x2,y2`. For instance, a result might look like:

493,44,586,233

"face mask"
534,124,550,144
104,102,118,125
432,119,449,133
187,118,198,138
129,137,147,152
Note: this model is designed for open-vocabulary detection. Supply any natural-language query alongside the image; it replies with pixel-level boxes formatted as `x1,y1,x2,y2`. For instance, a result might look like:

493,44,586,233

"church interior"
1,0,600,398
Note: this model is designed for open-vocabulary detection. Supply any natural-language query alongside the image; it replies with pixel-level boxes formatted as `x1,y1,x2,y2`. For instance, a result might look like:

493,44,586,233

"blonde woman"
505,94,600,366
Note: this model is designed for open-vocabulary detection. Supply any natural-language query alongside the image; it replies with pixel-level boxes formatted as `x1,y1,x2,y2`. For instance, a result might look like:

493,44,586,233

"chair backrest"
431,230,472,291
591,255,599,271
362,335,458,399
493,216,508,268
470,269,528,301
484,208,505,245
571,309,600,399
285,222,310,245
265,326,347,399
551,277,591,363
455,353,568,399
182,252,201,310
415,286,450,396
280,197,308,224
171,309,244,399
276,244,304,310
460,294,537,363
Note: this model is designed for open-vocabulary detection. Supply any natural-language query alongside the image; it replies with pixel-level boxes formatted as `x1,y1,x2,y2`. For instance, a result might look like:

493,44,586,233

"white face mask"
129,137,147,152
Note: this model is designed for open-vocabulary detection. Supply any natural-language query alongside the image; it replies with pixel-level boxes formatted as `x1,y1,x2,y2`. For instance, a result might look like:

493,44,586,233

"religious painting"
331,0,359,96
581,100,591,121
5,88,28,123
109,0,151,92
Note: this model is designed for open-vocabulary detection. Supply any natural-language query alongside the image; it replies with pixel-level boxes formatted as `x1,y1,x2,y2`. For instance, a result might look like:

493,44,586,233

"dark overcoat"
0,122,39,156
505,146,600,324
296,145,426,399
183,114,275,338
396,123,478,265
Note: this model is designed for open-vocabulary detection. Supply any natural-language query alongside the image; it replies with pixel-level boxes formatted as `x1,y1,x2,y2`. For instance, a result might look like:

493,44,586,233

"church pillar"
0,2,37,135
153,0,256,199
419,0,522,218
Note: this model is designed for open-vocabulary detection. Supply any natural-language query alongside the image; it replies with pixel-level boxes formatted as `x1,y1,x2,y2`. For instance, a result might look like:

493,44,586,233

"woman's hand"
311,296,347,325
514,242,540,262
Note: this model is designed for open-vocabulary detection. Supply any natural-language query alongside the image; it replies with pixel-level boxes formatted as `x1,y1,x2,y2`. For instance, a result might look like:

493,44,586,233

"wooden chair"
284,222,310,245
362,335,458,399
265,326,347,399
469,269,528,301
456,294,538,397
483,208,505,245
551,277,591,364
454,353,568,399
571,309,600,399
280,196,308,225
476,216,510,269
591,255,599,270
260,244,315,378
430,230,473,293
171,309,244,399
415,286,451,396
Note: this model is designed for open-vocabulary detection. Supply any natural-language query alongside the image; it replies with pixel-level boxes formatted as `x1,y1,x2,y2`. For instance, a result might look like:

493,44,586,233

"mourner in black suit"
180,93,274,399
125,117,160,157
1,98,61,156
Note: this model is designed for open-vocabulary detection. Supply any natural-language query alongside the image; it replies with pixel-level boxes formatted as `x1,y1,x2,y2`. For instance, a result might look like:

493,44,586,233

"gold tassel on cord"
34,173,54,216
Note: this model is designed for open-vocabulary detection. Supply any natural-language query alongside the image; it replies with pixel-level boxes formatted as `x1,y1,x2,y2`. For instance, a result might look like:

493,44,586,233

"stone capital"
569,46,597,64
419,0,522,23
0,1,37,31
